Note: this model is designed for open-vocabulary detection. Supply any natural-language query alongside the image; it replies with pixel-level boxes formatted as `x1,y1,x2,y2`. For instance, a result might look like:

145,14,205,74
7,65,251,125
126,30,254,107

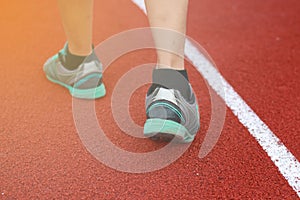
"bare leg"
143,1,199,143
145,0,189,70
57,0,94,56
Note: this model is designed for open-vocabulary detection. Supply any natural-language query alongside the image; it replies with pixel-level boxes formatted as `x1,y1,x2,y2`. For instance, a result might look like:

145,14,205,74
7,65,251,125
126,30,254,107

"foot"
43,44,106,99
144,70,200,143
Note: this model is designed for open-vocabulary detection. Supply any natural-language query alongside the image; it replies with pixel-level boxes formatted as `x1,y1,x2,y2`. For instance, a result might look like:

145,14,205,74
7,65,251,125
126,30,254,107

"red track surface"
0,0,299,199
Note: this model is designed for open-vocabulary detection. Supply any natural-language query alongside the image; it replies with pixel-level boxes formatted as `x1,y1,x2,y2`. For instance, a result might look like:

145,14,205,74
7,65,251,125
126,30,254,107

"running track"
0,0,299,199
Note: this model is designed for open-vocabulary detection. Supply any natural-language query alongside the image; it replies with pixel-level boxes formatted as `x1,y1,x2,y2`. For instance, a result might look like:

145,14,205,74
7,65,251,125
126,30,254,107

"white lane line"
132,0,300,197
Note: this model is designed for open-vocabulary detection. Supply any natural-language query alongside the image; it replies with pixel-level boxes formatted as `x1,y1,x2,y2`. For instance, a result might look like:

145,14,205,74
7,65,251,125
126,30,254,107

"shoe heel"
143,118,194,143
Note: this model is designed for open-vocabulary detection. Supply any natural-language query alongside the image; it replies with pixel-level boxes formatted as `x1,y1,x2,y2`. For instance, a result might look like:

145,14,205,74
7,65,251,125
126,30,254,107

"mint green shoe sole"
144,118,195,143
46,75,106,99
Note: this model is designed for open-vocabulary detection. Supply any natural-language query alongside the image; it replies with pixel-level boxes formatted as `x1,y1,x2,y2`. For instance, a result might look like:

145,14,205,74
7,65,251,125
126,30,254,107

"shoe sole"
46,75,106,99
143,118,195,143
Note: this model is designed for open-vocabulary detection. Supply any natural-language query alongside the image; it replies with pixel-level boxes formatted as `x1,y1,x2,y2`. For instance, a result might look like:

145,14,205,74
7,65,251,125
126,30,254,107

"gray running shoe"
144,85,200,143
43,44,105,99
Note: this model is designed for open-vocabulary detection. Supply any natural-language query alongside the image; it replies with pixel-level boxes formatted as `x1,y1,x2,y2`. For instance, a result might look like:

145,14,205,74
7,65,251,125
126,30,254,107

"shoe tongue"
152,68,191,100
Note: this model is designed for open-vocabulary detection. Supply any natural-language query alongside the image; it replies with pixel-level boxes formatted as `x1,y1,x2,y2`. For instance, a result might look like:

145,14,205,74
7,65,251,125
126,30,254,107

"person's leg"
143,0,200,142
57,0,93,56
145,0,188,70
43,0,106,99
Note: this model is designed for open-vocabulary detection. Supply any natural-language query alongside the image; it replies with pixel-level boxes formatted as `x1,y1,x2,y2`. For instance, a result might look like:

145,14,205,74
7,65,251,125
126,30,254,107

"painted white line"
132,0,300,197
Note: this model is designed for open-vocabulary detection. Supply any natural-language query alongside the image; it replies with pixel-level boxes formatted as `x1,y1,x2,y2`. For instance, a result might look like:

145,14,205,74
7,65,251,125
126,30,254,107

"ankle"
68,43,92,56
61,45,90,70
148,68,191,99
156,59,185,70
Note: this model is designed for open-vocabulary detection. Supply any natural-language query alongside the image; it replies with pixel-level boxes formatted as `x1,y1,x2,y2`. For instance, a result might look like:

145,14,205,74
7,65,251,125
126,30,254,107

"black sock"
147,68,191,99
177,69,189,81
61,46,89,70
